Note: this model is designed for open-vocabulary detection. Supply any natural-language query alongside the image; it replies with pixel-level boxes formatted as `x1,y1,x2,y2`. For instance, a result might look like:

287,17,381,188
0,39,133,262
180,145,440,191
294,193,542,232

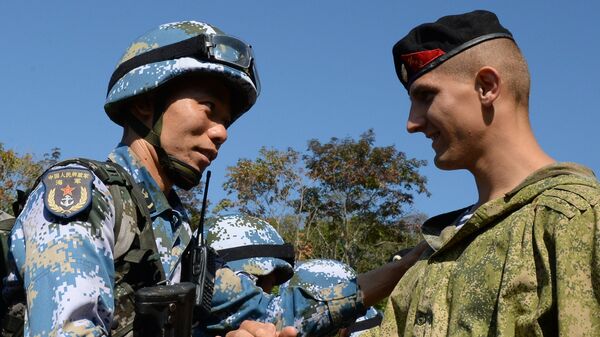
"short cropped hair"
438,38,530,107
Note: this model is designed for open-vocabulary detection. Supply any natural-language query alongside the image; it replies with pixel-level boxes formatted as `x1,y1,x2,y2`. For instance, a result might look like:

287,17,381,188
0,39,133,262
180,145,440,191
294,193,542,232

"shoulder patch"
536,195,578,219
42,167,94,219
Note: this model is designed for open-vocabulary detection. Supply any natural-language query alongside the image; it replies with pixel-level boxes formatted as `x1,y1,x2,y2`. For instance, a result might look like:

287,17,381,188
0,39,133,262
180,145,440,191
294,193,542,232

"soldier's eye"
412,91,435,104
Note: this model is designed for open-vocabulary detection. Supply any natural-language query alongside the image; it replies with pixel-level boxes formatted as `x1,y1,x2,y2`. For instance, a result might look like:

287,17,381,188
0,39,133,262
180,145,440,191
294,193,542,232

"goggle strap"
108,35,208,95
347,312,384,333
217,243,295,267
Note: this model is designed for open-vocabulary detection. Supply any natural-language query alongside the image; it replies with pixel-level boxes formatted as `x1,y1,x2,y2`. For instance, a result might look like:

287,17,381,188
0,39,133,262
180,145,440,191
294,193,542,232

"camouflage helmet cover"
104,21,259,125
280,259,381,336
206,214,293,285
282,259,356,295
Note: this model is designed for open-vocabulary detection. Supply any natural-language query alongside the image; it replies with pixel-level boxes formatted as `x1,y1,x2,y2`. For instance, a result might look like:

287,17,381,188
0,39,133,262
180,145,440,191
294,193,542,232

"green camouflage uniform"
367,163,600,337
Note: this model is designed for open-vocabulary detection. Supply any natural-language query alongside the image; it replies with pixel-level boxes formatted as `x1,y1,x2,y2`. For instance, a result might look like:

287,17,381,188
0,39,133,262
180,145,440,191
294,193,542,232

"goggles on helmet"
107,33,261,96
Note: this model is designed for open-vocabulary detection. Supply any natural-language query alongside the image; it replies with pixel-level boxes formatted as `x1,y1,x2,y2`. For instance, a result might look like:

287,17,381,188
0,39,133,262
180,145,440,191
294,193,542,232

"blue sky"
1,1,599,217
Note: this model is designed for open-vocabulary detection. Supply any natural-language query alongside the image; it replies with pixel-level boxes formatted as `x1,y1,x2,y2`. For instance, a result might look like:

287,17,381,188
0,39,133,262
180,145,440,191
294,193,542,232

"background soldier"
206,214,294,294
366,10,600,336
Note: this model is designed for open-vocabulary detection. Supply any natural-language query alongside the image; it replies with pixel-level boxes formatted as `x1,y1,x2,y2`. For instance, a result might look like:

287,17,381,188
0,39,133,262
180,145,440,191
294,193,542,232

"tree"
301,129,429,271
216,130,430,273
214,147,305,239
177,185,206,231
0,143,61,214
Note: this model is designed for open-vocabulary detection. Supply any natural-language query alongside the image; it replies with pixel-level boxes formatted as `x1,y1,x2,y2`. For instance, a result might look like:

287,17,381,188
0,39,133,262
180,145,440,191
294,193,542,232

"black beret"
393,10,513,91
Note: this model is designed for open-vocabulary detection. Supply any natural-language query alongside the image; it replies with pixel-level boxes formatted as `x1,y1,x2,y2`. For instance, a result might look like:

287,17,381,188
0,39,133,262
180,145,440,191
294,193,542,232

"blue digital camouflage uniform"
199,215,366,336
8,144,192,336
364,163,600,337
8,145,366,337
278,259,379,337
205,267,364,337
200,219,365,336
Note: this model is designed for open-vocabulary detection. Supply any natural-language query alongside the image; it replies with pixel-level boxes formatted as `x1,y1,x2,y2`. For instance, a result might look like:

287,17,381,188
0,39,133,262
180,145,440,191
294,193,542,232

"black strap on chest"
63,159,165,282
0,217,15,277
347,311,383,334
0,218,15,231
0,217,17,333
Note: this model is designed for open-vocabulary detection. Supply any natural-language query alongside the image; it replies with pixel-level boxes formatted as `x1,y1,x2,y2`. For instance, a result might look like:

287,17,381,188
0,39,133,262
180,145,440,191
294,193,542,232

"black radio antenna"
197,170,211,244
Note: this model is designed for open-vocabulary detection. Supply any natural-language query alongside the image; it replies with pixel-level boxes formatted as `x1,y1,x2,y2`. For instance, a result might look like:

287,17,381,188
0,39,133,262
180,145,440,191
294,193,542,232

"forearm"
358,241,429,307
24,236,114,336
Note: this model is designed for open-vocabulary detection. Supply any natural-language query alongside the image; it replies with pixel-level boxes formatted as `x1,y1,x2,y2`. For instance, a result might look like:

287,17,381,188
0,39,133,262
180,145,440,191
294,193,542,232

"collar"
108,143,178,218
422,162,597,253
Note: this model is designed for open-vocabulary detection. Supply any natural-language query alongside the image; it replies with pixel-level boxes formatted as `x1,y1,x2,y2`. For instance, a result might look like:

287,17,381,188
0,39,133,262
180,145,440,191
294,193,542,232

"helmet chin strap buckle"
155,146,202,190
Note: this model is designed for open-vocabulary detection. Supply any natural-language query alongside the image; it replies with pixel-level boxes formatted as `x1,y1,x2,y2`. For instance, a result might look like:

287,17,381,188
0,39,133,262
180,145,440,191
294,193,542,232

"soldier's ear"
128,95,155,128
475,66,500,107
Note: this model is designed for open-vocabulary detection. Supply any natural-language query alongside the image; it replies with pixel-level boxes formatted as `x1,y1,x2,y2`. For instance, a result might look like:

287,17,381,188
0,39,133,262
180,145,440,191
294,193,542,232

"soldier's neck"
122,134,173,194
470,137,553,209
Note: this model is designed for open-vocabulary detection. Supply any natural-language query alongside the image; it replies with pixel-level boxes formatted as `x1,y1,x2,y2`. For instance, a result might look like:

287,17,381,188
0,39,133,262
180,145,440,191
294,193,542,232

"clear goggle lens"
208,35,260,93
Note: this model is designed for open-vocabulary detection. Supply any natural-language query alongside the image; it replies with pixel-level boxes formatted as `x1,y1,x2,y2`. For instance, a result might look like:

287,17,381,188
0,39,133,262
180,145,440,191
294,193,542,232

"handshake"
221,321,297,337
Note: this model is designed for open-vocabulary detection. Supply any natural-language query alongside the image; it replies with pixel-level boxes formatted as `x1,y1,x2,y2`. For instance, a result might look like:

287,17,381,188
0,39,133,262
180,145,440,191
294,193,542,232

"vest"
1,158,164,337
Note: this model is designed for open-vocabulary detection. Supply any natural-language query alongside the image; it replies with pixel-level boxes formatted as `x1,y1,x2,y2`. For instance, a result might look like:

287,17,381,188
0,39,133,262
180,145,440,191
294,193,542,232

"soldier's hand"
221,321,297,337
337,328,350,337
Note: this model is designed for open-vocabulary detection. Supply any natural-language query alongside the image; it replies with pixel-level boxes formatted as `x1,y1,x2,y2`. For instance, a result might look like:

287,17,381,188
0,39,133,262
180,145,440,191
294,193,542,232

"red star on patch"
61,185,75,196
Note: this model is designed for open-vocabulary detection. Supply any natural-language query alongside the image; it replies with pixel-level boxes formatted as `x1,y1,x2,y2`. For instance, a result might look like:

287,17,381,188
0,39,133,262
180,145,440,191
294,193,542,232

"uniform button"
416,315,427,325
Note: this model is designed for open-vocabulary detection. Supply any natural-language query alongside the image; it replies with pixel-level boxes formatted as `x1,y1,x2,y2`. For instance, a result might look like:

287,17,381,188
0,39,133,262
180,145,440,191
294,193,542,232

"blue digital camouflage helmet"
104,20,259,123
205,214,294,289
280,259,383,336
103,21,260,190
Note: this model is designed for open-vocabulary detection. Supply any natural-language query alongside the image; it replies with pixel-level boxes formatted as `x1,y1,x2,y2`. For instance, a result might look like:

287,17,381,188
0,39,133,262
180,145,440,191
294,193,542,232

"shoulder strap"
0,217,16,286
0,218,15,232
0,217,20,336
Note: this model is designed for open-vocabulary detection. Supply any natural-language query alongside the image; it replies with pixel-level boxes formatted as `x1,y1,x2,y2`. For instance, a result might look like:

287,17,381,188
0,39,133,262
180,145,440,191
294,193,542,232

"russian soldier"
367,10,600,336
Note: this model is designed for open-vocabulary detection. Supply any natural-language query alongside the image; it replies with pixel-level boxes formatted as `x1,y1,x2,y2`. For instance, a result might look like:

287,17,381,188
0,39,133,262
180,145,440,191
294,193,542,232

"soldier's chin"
433,153,457,171
193,160,210,174
193,153,212,172
173,154,207,173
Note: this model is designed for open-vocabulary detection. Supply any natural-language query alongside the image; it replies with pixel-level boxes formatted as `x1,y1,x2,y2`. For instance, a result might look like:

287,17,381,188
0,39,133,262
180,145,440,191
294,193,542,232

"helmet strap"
155,147,201,191
124,99,202,191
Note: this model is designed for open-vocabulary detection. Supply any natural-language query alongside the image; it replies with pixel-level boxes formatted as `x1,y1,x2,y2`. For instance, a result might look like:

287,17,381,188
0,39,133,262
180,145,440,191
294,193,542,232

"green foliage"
177,185,207,232
216,130,430,275
300,129,429,272
214,147,304,236
0,143,61,215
